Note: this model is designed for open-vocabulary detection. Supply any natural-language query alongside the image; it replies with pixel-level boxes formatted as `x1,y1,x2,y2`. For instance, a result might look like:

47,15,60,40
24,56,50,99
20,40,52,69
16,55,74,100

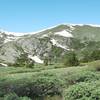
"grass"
0,61,100,99
0,63,64,75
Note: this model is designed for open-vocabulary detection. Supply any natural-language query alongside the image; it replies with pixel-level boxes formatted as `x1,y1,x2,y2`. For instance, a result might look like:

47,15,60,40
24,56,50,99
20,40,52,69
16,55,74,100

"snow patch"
62,23,100,27
55,30,73,38
0,34,3,38
41,34,48,38
72,24,100,27
4,38,13,43
4,36,20,43
0,29,38,36
0,63,8,67
50,39,57,45
28,55,43,64
64,24,75,31
56,44,67,50
87,24,100,27
50,39,69,50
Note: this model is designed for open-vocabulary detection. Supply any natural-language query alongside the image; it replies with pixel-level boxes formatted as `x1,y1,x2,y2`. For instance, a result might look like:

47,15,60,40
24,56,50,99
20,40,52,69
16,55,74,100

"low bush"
63,81,100,100
3,93,31,100
4,93,19,100
0,72,63,98
64,70,100,85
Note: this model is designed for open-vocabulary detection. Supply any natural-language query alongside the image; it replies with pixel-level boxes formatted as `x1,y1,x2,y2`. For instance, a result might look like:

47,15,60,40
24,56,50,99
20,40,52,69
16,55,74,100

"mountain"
0,24,100,66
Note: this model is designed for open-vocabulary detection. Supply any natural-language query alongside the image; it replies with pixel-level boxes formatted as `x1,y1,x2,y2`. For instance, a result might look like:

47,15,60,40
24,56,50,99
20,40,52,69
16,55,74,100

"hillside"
0,24,100,65
0,24,100,100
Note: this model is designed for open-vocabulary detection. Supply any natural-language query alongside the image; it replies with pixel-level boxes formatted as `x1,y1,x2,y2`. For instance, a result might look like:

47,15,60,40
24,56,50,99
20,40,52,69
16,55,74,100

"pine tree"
64,51,79,66
14,53,34,68
44,57,49,66
90,49,100,61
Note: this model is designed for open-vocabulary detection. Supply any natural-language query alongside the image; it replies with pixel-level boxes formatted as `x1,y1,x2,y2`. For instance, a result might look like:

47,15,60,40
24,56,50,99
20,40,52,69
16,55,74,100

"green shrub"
63,70,100,86
0,72,63,98
63,81,100,100
3,93,32,100
4,93,19,100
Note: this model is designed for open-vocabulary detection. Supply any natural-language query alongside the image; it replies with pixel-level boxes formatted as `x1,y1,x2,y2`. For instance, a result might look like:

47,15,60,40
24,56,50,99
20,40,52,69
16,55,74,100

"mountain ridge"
0,24,100,65
1,23,100,36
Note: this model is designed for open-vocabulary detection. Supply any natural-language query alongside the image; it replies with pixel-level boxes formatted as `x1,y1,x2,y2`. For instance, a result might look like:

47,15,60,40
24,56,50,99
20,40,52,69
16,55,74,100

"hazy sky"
0,0,100,32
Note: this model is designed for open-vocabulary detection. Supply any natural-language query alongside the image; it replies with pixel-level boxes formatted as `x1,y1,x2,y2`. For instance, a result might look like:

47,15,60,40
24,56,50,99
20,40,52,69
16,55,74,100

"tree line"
13,49,100,68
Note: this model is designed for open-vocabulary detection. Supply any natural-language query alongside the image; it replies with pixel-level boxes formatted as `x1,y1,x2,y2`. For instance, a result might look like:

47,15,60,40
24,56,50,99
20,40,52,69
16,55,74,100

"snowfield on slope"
4,36,20,43
50,39,69,50
55,30,73,37
28,55,43,64
0,63,8,67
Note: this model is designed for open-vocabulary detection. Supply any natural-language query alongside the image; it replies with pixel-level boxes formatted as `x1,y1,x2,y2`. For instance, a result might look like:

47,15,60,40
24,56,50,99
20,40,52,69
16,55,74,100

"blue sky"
0,0,100,32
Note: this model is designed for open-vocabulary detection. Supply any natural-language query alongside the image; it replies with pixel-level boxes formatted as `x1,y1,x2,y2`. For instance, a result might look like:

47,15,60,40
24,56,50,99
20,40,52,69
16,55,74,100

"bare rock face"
0,24,100,64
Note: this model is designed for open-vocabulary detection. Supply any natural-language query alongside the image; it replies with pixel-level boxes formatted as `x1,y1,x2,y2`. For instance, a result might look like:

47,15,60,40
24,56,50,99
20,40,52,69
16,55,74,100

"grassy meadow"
0,61,100,100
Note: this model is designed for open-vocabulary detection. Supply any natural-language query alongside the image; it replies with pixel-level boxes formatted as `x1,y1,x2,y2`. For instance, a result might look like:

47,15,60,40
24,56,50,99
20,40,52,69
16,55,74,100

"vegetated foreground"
0,60,100,100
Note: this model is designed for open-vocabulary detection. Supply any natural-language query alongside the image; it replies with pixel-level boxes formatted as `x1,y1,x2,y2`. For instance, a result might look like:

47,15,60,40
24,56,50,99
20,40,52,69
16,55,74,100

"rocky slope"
0,24,100,65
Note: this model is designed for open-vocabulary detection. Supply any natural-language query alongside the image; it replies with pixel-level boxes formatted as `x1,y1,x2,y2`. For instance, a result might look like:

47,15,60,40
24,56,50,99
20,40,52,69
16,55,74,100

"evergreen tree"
81,50,91,63
14,53,34,68
64,51,79,66
44,57,49,66
27,59,35,68
90,49,100,61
